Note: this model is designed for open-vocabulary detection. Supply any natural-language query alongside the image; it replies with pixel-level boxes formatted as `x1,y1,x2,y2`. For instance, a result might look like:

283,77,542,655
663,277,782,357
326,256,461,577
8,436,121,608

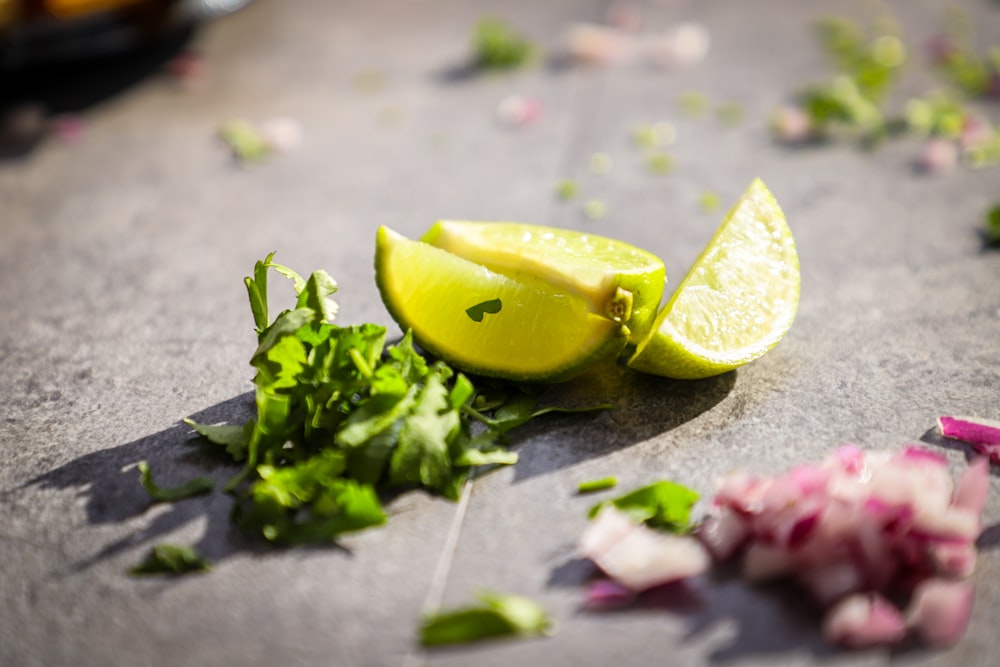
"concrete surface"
2,0,1000,665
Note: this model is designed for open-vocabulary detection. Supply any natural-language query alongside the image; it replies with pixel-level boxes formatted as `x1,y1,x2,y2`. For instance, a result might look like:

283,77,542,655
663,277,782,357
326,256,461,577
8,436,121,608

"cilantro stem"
349,347,374,379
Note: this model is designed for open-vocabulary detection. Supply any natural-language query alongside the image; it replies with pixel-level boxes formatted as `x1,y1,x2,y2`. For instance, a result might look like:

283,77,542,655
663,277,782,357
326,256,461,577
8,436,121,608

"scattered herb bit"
985,204,1000,245
352,69,386,95
678,91,709,117
905,91,966,139
929,10,1000,98
184,254,602,546
377,107,404,130
588,480,699,533
219,119,270,164
964,132,1000,169
583,199,607,220
577,476,618,494
645,152,673,174
814,16,905,103
631,121,676,149
473,18,536,70
129,543,212,576
420,590,553,646
717,102,744,126
555,179,578,201
465,298,503,322
588,152,613,175
137,461,214,503
699,191,721,213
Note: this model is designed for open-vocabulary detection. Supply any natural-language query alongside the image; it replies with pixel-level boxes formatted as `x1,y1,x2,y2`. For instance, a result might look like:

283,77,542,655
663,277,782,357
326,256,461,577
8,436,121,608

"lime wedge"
627,178,800,379
422,221,666,343
375,226,632,382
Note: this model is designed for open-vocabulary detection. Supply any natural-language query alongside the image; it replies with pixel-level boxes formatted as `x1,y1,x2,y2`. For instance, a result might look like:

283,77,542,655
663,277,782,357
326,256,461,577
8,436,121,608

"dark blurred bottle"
0,0,249,70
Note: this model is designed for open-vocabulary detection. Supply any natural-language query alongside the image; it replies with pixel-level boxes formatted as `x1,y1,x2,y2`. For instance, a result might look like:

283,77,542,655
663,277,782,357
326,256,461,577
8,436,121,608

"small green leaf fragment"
183,418,251,462
473,18,536,70
555,179,578,201
645,152,673,174
577,476,618,494
130,543,212,576
420,590,552,646
219,119,270,164
588,480,699,533
985,203,1000,245
699,191,721,213
583,200,607,221
137,461,214,503
465,298,503,322
588,152,613,175
678,91,709,117
717,102,744,126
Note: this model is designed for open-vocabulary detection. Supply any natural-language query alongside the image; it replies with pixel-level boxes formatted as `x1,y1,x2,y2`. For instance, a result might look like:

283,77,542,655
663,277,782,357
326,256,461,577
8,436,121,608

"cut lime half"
375,226,632,382
421,221,666,344
627,178,800,379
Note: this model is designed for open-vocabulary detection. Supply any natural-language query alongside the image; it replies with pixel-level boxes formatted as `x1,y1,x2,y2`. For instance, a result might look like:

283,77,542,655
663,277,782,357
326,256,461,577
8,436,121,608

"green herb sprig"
588,480,699,534
182,254,607,546
420,590,552,646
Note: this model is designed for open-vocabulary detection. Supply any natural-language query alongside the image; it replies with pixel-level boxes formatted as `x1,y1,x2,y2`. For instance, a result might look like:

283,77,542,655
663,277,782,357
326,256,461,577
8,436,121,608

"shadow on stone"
549,555,835,662
509,363,736,482
25,392,257,569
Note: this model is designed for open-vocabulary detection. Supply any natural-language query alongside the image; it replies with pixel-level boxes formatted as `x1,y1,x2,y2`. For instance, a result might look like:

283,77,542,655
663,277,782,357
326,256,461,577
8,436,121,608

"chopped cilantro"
577,476,618,494
555,179,578,201
137,461,214,502
645,152,673,174
219,119,270,164
985,203,1000,245
420,590,552,646
130,543,212,576
588,152,613,175
678,91,709,117
588,480,699,533
717,102,744,126
182,254,607,546
699,191,721,213
465,298,502,322
473,19,535,70
583,200,607,221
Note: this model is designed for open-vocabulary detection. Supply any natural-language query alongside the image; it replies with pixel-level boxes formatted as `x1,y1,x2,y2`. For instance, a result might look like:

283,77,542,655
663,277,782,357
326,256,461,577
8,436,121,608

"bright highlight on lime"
374,179,799,382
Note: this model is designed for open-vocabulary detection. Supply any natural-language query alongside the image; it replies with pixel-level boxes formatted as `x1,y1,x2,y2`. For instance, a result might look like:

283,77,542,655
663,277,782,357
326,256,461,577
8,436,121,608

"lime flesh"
421,221,666,344
627,178,800,379
375,226,630,382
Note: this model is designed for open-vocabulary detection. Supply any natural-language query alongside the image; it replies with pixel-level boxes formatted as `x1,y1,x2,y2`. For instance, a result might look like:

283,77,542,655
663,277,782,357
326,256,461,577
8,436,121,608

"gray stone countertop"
2,1,999,665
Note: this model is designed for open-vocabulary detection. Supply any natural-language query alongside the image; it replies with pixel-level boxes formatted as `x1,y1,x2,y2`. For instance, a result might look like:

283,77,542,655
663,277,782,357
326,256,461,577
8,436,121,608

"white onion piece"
906,579,975,648
822,593,907,648
698,510,749,562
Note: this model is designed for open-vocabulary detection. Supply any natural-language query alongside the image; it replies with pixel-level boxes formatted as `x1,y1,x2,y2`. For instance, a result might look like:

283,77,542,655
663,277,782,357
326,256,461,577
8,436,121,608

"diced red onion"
906,579,974,648
697,510,749,562
581,507,709,592
822,593,907,648
496,95,544,128
566,23,636,66
584,579,635,610
938,416,1000,463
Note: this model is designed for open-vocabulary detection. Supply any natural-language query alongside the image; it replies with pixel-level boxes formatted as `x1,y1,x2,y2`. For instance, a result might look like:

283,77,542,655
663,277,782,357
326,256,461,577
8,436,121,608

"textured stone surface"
2,1,999,666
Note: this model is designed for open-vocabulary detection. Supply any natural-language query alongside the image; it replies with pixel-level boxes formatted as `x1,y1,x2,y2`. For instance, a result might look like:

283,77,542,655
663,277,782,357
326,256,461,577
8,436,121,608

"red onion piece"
698,510,749,562
581,507,709,592
906,579,975,648
822,593,907,648
585,579,636,610
938,416,1000,463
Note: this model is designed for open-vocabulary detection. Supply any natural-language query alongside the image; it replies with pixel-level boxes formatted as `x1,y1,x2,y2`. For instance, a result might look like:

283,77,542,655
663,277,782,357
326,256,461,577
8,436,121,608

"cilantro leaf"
420,591,552,646
182,418,251,461
588,480,699,533
130,543,212,576
137,461,214,502
473,19,535,70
